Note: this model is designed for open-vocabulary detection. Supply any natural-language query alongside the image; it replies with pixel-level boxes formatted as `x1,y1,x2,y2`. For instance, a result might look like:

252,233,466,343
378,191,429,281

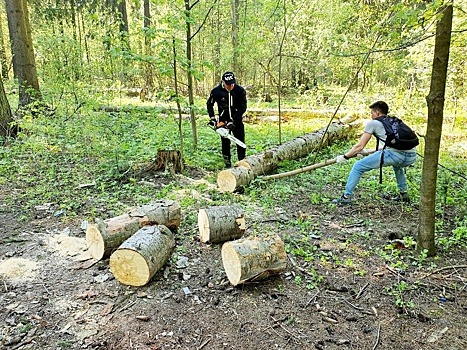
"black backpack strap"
379,147,386,184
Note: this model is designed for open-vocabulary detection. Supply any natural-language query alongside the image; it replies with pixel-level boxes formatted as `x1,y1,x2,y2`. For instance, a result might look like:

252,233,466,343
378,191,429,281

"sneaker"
332,194,352,205
383,192,410,203
395,192,410,203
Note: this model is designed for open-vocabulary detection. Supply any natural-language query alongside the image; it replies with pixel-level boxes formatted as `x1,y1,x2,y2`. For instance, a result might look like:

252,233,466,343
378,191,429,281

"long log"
86,200,180,260
217,117,361,192
198,205,245,243
221,235,287,286
109,225,175,286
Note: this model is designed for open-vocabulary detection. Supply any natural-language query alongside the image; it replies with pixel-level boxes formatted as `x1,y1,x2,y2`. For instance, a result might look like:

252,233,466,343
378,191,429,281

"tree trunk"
231,0,239,74
0,14,9,79
184,0,198,150
143,0,154,97
86,200,181,260
109,225,175,286
221,235,287,286
418,4,453,257
0,76,14,138
117,0,130,51
5,0,41,107
198,205,245,243
217,117,360,192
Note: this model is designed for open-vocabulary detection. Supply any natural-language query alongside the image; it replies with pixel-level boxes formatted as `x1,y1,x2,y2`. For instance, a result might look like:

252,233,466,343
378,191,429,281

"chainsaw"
209,120,247,149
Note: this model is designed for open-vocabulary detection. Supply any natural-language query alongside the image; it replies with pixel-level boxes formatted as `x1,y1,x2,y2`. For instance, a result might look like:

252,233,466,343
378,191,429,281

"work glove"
226,121,235,130
335,155,348,163
208,118,216,127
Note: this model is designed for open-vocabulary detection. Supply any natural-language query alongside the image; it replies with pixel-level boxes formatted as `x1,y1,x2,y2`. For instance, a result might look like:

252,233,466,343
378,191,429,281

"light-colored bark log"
109,225,175,286
221,235,287,286
217,118,360,192
198,205,245,243
217,166,255,193
86,199,180,260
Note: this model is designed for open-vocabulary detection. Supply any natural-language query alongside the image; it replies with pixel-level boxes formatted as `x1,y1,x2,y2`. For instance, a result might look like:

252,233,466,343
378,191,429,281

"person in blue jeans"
333,101,417,205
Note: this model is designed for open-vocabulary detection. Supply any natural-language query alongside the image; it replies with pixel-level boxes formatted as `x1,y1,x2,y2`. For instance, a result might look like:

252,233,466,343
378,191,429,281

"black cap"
222,72,236,85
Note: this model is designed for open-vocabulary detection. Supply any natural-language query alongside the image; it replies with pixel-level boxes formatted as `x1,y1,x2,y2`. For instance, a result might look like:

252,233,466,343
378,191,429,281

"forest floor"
0,167,466,350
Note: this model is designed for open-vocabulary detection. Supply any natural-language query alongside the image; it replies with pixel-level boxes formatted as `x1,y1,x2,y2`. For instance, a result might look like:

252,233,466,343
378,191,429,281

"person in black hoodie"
207,72,247,168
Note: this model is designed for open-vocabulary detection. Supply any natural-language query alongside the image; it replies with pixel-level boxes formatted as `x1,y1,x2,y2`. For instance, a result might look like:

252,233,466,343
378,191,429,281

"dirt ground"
1,172,466,350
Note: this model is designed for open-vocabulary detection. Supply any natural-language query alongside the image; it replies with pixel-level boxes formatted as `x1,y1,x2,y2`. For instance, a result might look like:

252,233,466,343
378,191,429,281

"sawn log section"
86,199,180,260
109,225,175,286
221,235,287,286
217,117,360,192
198,205,245,244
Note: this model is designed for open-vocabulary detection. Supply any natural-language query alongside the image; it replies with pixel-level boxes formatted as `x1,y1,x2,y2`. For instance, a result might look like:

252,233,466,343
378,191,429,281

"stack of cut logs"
198,205,287,286
86,199,181,287
86,201,287,287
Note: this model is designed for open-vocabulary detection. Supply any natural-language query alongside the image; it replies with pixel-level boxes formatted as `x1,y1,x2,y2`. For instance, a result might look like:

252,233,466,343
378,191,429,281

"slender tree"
418,4,453,256
5,0,41,108
0,13,9,79
231,0,239,74
143,0,154,96
0,75,14,138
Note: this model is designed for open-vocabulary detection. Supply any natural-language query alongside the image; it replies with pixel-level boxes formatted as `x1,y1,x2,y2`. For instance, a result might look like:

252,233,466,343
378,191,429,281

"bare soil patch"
1,179,466,350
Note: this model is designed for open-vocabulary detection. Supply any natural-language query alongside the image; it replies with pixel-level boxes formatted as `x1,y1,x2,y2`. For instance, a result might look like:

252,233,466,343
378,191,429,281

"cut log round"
221,235,287,286
198,205,245,244
86,200,180,260
217,167,255,193
109,225,175,286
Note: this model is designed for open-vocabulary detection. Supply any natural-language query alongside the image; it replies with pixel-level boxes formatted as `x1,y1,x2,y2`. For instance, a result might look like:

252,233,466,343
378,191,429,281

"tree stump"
86,199,180,260
221,235,287,286
198,205,245,244
154,149,183,174
109,225,175,286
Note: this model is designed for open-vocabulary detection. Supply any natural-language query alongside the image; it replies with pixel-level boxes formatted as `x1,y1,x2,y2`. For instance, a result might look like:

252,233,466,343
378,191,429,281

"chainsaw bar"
216,127,247,149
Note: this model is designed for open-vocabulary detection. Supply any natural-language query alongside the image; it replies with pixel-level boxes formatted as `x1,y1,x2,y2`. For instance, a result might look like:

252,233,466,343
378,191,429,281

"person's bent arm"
344,132,372,158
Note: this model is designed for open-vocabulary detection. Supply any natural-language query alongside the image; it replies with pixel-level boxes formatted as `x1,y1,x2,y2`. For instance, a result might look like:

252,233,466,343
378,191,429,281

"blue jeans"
344,149,417,197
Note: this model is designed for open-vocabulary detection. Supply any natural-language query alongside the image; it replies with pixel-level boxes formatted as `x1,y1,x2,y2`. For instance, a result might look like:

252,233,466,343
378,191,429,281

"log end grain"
198,208,210,243
221,243,242,286
85,224,105,260
217,169,238,193
109,248,150,287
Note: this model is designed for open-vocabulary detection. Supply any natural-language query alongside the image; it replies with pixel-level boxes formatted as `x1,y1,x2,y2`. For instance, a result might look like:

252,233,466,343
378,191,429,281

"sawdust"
0,257,38,282
46,233,92,261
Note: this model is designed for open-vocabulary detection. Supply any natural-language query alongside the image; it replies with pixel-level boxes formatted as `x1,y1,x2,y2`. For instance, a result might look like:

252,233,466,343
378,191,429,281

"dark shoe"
224,161,232,168
332,194,352,205
395,192,410,203
383,192,410,203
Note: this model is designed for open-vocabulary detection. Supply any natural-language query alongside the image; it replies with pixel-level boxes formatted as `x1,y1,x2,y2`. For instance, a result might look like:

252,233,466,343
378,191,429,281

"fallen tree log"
198,205,245,243
221,235,287,286
217,117,361,192
109,225,175,286
261,149,376,180
86,200,180,260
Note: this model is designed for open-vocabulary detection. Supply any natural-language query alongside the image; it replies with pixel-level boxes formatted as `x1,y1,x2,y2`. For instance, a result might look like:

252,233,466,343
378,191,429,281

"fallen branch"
261,149,376,180
419,265,467,280
372,324,381,350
